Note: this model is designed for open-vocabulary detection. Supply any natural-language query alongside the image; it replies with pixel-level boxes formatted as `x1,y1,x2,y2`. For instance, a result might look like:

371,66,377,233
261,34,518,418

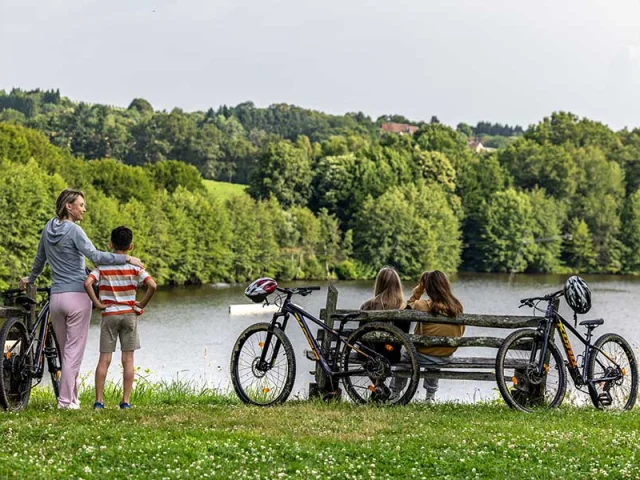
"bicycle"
495,288,638,412
0,287,62,411
230,284,420,406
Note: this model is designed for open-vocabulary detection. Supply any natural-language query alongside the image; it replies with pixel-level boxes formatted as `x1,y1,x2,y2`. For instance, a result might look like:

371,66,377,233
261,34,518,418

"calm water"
81,273,640,403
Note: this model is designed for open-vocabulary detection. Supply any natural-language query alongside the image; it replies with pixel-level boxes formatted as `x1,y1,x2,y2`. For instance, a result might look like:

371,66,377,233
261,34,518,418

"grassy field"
203,180,248,201
1,382,639,479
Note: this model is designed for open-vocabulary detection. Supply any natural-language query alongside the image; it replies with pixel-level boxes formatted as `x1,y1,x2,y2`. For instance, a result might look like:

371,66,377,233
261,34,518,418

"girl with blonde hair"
360,266,405,311
359,266,409,364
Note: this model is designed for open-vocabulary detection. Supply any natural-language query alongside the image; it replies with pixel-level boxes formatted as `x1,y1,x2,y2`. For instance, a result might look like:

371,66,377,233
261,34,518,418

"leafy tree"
621,189,640,273
526,188,566,273
248,139,313,208
498,139,577,199
456,122,473,137
127,98,154,115
525,111,619,150
563,219,597,273
476,189,535,273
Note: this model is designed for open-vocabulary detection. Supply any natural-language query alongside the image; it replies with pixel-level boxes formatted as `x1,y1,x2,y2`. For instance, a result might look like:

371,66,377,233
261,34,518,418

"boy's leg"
121,351,135,404
95,353,112,403
96,316,119,404
118,313,140,405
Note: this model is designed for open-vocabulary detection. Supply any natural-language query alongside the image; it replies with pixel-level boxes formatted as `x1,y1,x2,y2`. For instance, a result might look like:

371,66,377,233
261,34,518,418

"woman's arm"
72,225,143,267
21,231,47,287
407,284,424,306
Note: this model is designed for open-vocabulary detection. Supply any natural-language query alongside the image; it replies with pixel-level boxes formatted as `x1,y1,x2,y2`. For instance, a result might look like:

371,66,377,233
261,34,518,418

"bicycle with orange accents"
230,285,420,406
0,287,61,411
495,289,638,412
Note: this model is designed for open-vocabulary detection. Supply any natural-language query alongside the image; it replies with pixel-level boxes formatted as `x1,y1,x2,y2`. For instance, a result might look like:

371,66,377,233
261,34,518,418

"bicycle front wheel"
0,318,33,411
230,323,296,406
495,329,567,413
587,333,638,410
45,328,62,399
341,322,420,406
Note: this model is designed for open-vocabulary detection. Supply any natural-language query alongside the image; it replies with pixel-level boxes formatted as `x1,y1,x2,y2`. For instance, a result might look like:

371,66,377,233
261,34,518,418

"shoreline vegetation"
1,382,639,479
2,89,640,292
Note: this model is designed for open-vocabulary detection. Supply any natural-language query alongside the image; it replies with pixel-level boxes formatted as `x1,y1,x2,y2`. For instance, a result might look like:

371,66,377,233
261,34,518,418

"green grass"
204,180,248,201
1,383,640,479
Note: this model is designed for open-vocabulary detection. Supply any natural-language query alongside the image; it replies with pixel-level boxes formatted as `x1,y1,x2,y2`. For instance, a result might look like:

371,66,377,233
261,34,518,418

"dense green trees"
4,89,640,280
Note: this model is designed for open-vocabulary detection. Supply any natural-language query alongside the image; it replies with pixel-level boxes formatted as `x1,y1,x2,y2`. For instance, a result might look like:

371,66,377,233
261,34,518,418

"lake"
81,273,640,403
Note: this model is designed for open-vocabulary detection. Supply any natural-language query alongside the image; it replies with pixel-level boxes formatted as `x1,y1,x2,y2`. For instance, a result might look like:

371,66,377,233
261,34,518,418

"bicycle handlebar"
3,287,51,296
519,289,564,306
276,286,321,296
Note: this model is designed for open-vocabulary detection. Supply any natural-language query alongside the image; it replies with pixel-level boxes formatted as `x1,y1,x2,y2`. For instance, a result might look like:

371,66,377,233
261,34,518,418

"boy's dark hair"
111,226,133,251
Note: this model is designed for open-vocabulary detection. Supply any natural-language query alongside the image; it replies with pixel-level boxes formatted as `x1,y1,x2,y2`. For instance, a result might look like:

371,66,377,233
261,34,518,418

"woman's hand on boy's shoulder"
127,255,144,268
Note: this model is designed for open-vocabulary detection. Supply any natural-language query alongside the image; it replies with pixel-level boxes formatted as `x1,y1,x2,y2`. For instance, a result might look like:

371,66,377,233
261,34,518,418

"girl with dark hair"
392,270,464,402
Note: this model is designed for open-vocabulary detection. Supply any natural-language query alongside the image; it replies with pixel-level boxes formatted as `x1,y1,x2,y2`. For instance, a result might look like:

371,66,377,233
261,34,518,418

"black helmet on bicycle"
245,278,278,303
564,276,591,314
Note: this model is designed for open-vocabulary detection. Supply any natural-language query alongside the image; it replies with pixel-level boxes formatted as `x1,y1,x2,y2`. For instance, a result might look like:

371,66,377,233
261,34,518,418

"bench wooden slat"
315,331,507,349
324,308,539,328
352,330,506,349
422,371,496,381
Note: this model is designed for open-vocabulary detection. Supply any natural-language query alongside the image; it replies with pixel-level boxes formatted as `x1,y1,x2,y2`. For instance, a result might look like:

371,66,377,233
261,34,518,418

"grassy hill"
204,180,248,201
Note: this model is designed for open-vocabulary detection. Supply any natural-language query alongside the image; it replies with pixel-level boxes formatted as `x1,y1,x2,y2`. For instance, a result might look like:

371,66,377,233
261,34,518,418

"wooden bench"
309,285,540,397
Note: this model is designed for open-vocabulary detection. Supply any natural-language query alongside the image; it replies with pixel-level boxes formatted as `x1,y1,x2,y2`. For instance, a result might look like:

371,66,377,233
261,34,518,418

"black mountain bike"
230,286,420,406
0,287,62,411
495,289,638,412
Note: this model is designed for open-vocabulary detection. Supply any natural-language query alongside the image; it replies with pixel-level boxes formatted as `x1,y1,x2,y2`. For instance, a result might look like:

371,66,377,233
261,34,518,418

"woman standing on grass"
19,188,144,410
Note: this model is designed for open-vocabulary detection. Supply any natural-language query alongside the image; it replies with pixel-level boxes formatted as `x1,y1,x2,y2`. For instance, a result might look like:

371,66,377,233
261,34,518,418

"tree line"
2,89,640,282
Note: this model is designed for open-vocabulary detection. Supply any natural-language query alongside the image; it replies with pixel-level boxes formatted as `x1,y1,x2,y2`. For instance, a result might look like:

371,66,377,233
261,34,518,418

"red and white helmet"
244,278,278,303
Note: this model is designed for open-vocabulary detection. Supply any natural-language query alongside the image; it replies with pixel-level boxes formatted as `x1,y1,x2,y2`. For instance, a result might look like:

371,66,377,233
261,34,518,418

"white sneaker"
57,403,80,410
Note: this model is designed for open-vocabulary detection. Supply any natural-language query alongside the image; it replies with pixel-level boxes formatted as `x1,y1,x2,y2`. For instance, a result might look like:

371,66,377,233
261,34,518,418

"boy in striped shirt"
84,226,157,409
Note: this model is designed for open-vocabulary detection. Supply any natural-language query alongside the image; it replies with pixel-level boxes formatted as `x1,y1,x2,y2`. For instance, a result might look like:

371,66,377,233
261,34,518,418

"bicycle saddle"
15,295,36,308
579,318,604,327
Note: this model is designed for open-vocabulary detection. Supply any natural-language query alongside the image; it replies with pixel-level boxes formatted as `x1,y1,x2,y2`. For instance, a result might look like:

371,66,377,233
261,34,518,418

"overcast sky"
2,0,639,129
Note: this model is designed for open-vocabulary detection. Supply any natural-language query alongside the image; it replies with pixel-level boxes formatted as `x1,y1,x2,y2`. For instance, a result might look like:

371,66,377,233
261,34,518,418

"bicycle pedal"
304,350,317,361
598,393,612,406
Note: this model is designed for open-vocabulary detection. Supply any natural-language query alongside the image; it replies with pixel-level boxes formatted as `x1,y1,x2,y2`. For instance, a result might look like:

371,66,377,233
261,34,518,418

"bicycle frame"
534,296,620,390
260,290,370,380
25,299,52,381
4,288,53,382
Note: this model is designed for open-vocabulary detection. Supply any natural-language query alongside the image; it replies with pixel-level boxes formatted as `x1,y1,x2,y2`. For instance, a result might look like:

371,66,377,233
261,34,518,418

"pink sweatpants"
50,292,92,408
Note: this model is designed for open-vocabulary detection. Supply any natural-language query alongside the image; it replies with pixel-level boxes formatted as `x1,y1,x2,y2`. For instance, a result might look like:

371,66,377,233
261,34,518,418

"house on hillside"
468,138,496,153
380,122,419,135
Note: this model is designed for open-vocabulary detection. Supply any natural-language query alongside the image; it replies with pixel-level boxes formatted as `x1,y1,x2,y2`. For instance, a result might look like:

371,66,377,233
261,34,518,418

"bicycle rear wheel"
230,323,296,406
0,318,33,411
495,329,567,413
341,322,419,405
587,333,638,410
45,327,62,399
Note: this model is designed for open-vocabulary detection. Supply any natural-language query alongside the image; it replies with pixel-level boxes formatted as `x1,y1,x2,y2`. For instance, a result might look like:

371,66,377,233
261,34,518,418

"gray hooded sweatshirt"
28,218,127,293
